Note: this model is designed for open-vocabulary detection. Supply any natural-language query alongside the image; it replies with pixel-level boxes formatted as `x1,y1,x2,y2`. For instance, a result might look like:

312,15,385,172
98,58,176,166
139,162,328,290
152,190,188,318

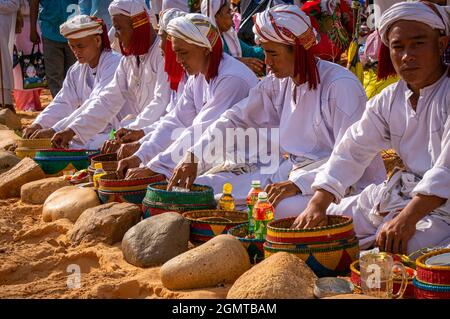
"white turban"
60,15,105,39
253,4,318,49
108,0,157,29
166,13,220,51
201,0,242,57
378,2,450,46
158,8,187,35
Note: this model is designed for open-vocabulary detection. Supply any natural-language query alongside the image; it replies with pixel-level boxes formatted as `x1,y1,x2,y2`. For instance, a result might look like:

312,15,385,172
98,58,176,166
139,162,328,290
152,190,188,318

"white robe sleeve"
66,57,128,145
134,77,197,165
51,53,120,133
188,77,281,174
125,59,171,133
0,0,19,13
288,77,368,195
34,65,80,128
412,115,450,200
311,88,393,203
147,76,259,176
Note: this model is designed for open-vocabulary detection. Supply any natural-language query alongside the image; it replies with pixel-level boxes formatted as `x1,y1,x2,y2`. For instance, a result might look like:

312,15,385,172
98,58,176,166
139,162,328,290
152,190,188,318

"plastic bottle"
252,192,274,240
218,183,235,210
93,163,107,189
246,180,262,236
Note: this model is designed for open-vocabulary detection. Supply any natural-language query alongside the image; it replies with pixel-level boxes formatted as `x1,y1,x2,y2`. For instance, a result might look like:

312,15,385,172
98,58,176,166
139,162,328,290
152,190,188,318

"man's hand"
238,57,265,75
51,129,75,149
117,142,140,160
167,152,198,191
101,139,121,154
30,128,55,139
291,189,335,229
116,155,142,179
375,213,417,255
125,167,158,180
116,128,145,143
23,124,42,139
264,180,301,208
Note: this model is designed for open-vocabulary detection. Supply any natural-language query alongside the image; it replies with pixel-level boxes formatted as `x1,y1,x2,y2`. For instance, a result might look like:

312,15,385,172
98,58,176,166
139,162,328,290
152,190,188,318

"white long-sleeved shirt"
135,54,259,176
312,70,450,203
190,59,386,194
65,36,170,145
34,50,121,129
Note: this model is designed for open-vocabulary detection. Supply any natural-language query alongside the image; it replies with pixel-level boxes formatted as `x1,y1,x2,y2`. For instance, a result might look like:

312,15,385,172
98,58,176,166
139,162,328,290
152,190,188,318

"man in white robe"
107,8,188,160
22,14,121,150
50,0,171,149
116,13,258,180
293,2,450,255
167,5,385,214
0,0,19,110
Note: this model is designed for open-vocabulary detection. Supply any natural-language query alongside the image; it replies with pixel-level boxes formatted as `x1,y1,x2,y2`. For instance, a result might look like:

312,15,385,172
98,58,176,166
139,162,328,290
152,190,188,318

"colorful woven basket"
98,173,165,207
88,153,119,181
34,149,90,176
142,182,216,218
15,147,38,159
228,224,266,264
350,260,416,299
266,216,355,245
182,210,247,244
264,237,359,277
415,248,450,286
413,277,450,299
16,138,52,149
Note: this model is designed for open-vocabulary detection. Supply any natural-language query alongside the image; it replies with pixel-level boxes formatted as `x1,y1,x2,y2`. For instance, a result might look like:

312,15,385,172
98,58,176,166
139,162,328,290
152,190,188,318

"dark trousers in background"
42,37,76,97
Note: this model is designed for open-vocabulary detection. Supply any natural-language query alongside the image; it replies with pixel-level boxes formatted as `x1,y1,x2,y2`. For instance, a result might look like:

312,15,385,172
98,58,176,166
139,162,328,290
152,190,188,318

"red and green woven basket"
264,216,359,277
350,259,416,299
98,173,165,208
182,210,247,244
142,182,216,218
413,248,450,299
34,149,91,176
228,224,266,264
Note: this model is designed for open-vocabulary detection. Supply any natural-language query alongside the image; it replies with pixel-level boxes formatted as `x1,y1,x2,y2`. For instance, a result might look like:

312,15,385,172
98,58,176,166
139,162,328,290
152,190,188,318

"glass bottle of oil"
218,183,235,210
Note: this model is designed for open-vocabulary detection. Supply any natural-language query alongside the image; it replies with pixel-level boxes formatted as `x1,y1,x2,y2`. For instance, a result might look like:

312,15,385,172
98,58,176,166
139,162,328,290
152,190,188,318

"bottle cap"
258,192,268,200
94,163,103,170
223,183,232,194
251,180,261,187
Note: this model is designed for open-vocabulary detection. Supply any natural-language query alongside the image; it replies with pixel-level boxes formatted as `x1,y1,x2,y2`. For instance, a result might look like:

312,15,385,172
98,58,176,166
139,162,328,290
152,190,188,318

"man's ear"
438,35,449,56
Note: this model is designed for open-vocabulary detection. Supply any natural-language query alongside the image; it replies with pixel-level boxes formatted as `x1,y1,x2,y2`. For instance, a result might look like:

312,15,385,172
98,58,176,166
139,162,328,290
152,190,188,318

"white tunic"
65,37,170,146
0,0,20,105
162,0,189,12
191,60,386,200
135,54,259,176
33,50,121,148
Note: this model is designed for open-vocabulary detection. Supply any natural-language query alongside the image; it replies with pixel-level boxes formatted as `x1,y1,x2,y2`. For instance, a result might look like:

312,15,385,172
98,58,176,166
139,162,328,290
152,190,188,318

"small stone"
0,150,21,174
121,212,189,268
160,234,251,290
0,109,22,130
0,130,20,150
0,158,45,199
227,252,318,299
21,177,71,204
42,186,100,223
68,202,142,245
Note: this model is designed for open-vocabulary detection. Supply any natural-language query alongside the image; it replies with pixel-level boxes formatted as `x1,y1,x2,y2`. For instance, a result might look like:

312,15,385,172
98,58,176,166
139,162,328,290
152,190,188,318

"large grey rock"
42,186,100,222
160,234,251,290
68,202,142,245
0,150,21,174
0,109,21,130
122,212,189,268
21,177,71,204
0,158,45,199
227,252,318,299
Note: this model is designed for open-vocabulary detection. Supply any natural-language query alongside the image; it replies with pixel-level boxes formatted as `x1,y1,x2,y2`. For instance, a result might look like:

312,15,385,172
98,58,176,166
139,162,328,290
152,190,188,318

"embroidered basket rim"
146,182,214,195
413,277,450,291
16,138,52,148
263,238,359,254
182,210,247,226
416,248,450,271
98,173,165,187
267,216,353,234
